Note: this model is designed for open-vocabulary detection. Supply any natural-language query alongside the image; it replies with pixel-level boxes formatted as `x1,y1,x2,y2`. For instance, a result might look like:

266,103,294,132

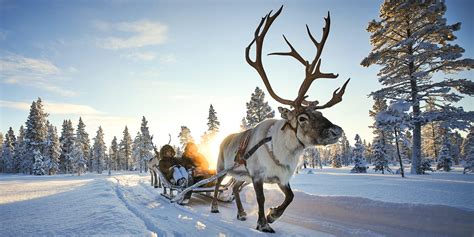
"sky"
1,0,473,149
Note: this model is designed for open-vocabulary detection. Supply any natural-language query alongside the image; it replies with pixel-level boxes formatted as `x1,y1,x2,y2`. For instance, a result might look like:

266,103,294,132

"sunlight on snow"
195,221,206,230
0,178,92,204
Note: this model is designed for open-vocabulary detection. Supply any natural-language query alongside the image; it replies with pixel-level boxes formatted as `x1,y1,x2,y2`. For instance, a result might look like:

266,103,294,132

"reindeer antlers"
246,6,349,111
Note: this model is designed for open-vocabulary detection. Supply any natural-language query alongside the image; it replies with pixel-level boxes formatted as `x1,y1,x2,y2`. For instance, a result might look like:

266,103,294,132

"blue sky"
1,0,473,147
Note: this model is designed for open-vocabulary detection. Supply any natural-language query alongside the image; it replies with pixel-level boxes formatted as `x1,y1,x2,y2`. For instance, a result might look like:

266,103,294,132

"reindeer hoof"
256,223,275,233
211,206,219,213
266,207,279,223
237,211,247,221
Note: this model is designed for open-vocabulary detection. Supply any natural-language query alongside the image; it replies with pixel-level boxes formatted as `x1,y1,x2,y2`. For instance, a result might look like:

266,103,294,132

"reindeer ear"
278,107,293,120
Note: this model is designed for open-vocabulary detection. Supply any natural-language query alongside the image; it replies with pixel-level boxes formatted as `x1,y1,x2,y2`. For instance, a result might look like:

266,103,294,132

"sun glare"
198,129,237,170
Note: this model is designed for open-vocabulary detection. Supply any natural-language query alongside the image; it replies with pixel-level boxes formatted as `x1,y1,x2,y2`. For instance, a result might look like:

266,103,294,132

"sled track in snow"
113,177,172,236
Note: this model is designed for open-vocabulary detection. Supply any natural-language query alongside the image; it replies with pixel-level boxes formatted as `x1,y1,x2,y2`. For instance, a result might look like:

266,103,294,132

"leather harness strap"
234,130,272,166
234,119,305,166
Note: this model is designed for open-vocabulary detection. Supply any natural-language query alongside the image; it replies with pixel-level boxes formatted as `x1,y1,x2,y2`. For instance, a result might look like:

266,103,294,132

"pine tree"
244,87,275,128
131,132,141,171
2,127,16,172
372,138,392,174
437,137,452,172
303,146,321,169
71,138,87,175
351,134,368,173
59,120,75,174
207,104,220,133
369,98,395,162
76,117,91,172
462,127,474,174
25,98,48,175
201,104,221,160
178,126,194,150
339,132,351,166
119,126,132,170
138,117,154,173
331,153,342,168
15,126,26,173
420,158,435,174
109,136,119,171
0,132,3,170
449,131,463,165
421,98,444,160
362,0,474,174
44,123,60,175
92,126,106,174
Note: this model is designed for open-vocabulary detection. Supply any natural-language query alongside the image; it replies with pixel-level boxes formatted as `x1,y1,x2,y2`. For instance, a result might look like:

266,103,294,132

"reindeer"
210,6,350,233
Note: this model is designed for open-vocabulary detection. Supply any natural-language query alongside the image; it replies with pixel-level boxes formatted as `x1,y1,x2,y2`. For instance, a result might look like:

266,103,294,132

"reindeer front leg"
267,183,294,223
253,179,275,233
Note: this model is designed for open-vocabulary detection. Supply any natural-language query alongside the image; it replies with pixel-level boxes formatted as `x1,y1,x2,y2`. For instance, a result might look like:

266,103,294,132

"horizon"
1,0,473,149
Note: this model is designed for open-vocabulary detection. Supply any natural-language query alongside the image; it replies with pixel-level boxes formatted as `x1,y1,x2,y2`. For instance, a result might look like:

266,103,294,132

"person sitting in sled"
181,142,216,183
158,145,189,187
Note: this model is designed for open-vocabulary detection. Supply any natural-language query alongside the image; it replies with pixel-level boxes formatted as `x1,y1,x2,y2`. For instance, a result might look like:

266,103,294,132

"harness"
234,119,305,166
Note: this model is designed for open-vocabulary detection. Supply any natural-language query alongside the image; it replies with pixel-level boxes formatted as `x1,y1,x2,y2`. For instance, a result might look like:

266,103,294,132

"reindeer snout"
328,126,342,139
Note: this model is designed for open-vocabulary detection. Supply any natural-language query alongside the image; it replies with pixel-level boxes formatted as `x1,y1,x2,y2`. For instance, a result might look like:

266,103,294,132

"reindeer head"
246,6,348,146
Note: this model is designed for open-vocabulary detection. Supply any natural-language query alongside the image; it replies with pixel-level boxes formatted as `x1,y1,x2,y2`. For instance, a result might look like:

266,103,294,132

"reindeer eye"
298,116,308,122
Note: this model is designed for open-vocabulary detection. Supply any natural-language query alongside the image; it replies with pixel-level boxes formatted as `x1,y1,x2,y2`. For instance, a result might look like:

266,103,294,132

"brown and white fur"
211,107,342,233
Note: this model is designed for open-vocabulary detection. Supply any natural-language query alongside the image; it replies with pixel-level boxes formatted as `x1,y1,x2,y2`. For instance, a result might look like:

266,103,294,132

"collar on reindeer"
282,121,306,148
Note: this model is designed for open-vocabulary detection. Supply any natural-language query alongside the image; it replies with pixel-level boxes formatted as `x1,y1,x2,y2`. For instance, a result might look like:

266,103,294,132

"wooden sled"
150,166,236,205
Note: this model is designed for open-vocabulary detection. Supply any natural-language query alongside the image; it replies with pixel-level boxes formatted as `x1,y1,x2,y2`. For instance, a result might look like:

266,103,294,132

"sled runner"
150,166,236,205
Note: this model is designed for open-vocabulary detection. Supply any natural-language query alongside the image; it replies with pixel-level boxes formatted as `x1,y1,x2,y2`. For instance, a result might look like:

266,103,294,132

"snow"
1,168,473,236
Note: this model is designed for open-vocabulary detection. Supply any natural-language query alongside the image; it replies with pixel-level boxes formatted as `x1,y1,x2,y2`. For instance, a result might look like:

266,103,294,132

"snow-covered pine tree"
436,136,452,172
71,138,87,175
0,132,3,168
303,146,321,169
339,132,351,166
376,100,412,177
244,87,275,128
462,127,474,174
331,153,342,168
59,120,75,174
420,158,435,174
76,117,91,172
109,136,118,171
449,131,463,165
92,126,106,174
15,126,26,173
421,98,444,160
44,123,60,175
131,132,141,171
364,140,373,164
351,134,368,173
362,0,474,174
119,126,132,170
178,126,194,150
139,116,154,173
1,127,15,172
461,126,473,160
369,98,395,162
372,138,392,174
25,98,48,175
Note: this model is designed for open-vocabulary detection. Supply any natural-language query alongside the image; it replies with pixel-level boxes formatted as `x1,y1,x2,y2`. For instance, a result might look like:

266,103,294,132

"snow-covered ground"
1,167,473,236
